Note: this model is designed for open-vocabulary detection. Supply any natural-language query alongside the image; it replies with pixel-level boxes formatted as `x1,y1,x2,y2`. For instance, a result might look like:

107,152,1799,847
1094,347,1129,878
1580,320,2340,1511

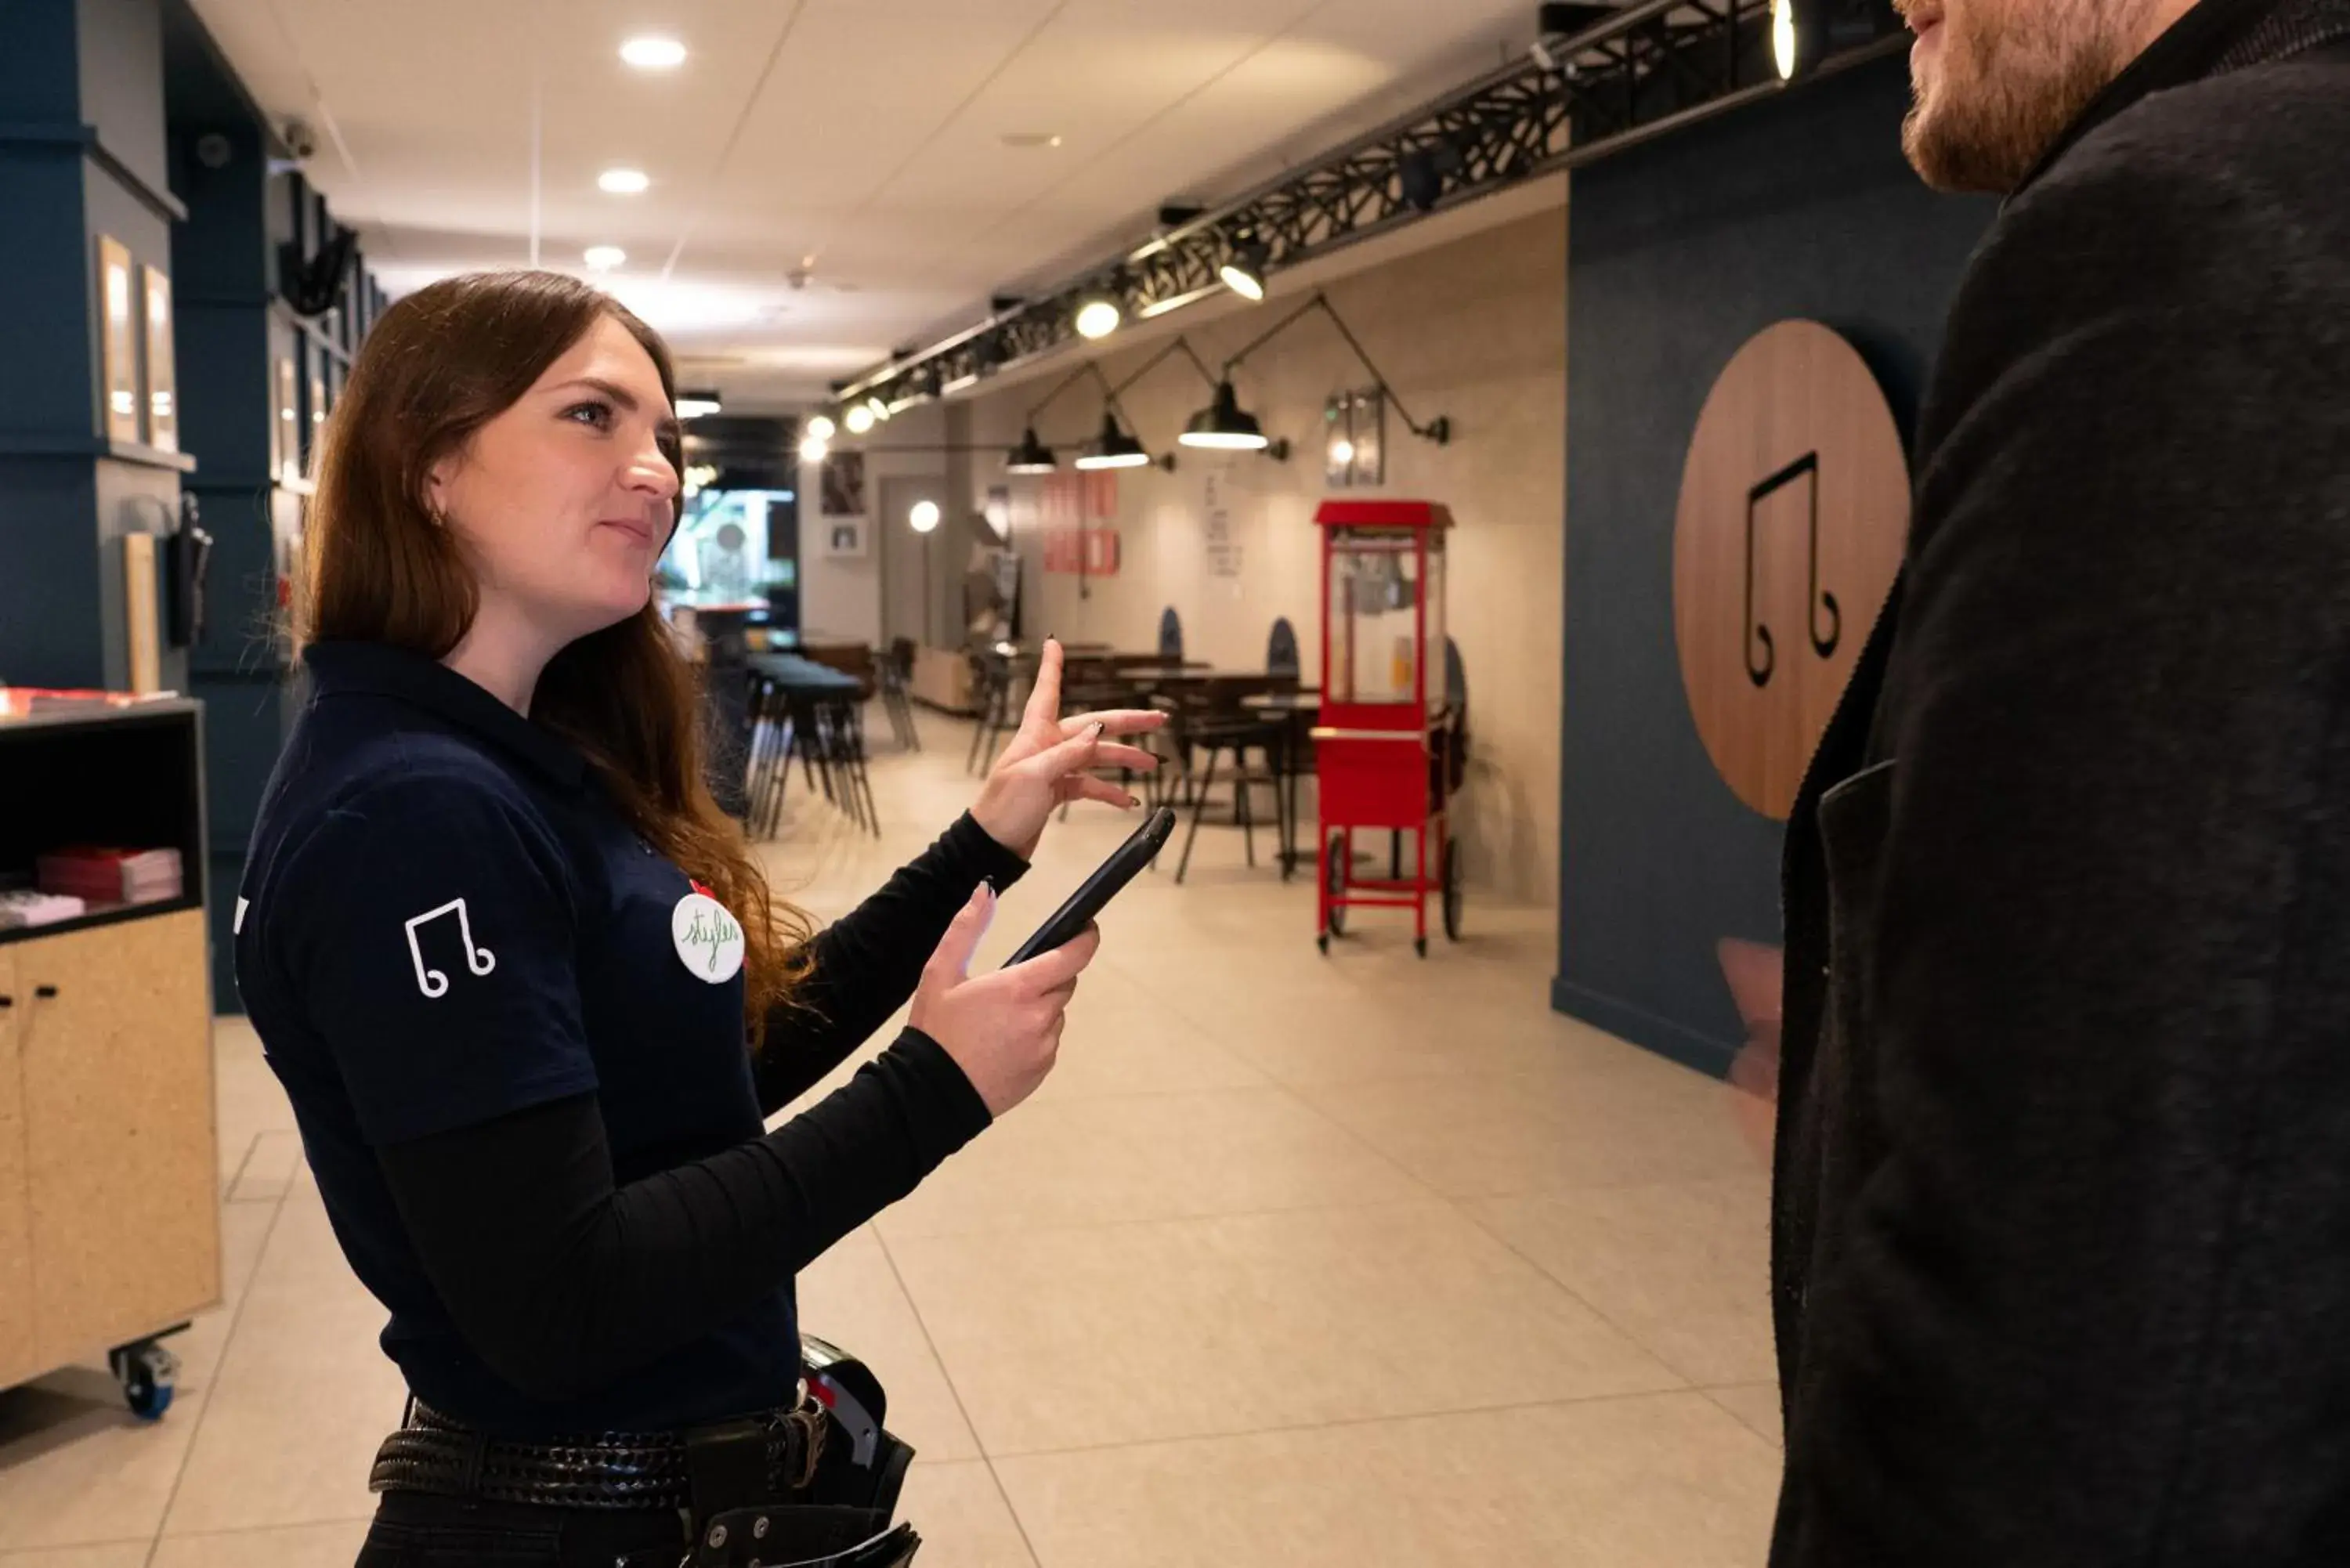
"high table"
1242,689,1321,879
743,653,873,837
747,652,862,695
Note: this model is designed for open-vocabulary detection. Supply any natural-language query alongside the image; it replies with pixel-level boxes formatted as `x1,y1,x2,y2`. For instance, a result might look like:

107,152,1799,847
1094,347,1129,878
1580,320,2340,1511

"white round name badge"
671,892,746,985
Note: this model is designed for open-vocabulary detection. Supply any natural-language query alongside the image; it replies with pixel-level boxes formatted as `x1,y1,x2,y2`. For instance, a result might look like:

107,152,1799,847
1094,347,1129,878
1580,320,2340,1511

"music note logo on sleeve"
404,898,498,999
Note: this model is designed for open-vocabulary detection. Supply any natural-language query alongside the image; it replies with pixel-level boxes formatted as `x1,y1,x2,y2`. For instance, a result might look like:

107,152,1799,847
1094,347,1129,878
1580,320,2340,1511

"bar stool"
1171,691,1284,884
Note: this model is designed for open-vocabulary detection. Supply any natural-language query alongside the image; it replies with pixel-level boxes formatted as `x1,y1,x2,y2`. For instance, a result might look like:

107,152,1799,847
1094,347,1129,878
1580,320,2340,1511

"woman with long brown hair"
232,270,1160,1567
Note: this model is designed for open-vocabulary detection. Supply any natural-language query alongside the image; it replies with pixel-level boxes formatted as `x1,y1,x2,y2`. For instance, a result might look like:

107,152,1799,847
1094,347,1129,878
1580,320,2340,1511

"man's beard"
1901,0,2129,193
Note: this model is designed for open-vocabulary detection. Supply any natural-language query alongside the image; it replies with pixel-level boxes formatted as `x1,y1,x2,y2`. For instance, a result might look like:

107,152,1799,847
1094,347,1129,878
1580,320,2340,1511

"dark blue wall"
1553,56,1997,1075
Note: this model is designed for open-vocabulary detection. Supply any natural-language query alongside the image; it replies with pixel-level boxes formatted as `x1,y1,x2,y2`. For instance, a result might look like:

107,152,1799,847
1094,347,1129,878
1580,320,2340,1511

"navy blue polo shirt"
234,641,798,1433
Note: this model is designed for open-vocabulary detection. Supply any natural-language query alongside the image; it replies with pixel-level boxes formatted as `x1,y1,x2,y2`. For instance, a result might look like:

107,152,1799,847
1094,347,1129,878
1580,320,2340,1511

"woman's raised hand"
971,639,1166,860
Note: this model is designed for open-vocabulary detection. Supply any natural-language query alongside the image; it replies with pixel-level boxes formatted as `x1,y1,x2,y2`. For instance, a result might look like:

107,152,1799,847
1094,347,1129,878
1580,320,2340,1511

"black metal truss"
833,0,1904,415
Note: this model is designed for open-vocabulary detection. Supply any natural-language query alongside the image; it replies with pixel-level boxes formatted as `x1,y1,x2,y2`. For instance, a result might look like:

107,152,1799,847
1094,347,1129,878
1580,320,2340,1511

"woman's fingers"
1025,722,1105,781
1090,743,1162,772
1058,709,1166,739
1008,923,1101,992
1055,776,1140,810
1021,641,1065,729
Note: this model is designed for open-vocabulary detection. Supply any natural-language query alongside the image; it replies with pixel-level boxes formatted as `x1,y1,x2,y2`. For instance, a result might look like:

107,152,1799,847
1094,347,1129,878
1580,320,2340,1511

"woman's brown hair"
298,269,809,1036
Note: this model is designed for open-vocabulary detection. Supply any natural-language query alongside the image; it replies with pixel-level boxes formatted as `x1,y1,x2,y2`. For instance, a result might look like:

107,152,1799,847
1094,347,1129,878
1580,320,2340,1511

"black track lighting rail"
832,0,1902,417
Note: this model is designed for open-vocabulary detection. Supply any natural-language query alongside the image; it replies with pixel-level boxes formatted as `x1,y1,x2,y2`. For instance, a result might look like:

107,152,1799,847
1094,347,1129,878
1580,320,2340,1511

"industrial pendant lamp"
1184,291,1448,458
1074,410,1152,471
1218,236,1270,302
1004,427,1059,475
1180,382,1271,452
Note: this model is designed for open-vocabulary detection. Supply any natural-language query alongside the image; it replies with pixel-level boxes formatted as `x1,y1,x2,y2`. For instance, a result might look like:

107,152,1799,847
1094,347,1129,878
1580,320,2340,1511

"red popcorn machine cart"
1312,498,1464,956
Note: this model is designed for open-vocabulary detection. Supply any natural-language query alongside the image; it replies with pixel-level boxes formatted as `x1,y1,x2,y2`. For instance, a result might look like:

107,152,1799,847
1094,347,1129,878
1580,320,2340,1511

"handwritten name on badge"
671,890,745,985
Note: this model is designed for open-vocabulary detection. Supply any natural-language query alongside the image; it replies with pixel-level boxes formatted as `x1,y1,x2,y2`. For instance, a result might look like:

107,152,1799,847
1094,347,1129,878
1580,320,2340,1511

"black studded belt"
371,1394,826,1515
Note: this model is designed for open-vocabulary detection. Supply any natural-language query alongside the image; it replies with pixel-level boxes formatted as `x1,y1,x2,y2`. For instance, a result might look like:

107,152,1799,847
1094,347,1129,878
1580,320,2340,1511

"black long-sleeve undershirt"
373,815,1027,1405
750,815,1029,1115
378,1031,987,1404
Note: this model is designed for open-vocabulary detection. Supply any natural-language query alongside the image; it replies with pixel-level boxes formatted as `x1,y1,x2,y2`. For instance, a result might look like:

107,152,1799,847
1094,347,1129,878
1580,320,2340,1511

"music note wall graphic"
404,898,497,999
1741,450,1842,689
1671,320,1908,822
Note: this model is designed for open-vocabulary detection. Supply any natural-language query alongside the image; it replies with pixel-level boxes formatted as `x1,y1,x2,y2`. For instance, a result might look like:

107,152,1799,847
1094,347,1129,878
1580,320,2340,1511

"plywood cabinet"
0,947,36,1388
16,909,219,1371
1,700,220,1396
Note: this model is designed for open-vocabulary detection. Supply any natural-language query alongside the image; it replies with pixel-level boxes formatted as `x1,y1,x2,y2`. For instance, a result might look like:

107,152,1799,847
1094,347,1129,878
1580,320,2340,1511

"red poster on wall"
1040,471,1119,525
1043,528,1121,576
1041,471,1121,576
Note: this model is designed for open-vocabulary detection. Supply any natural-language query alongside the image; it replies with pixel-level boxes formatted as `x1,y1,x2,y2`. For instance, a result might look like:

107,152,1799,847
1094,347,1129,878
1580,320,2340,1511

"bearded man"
1771,0,2350,1561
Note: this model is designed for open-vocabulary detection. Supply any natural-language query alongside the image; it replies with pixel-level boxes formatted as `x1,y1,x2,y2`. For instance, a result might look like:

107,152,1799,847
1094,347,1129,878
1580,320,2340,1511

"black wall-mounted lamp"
1000,357,1176,475
1181,293,1450,460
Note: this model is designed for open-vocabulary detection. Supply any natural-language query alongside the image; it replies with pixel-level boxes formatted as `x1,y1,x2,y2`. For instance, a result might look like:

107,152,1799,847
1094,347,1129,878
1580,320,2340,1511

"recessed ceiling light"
1001,132,1063,149
620,36,687,70
584,245,625,270
598,168,651,194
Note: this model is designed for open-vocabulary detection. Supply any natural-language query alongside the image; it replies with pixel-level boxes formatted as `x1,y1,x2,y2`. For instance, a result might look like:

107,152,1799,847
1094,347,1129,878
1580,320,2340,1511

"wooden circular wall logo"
1673,320,1908,821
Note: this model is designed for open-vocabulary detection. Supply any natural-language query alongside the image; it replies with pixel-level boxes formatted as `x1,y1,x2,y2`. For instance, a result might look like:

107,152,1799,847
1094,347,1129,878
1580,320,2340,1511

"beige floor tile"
172,1198,283,1393
147,1519,372,1567
225,1133,305,1206
898,1461,1036,1568
0,1545,151,1568
1025,971,1267,1104
212,1018,296,1194
879,1086,1427,1241
1705,1384,1783,1448
0,1374,209,1552
994,1393,1780,1568
1176,982,1622,1088
160,1185,406,1536
1294,1060,1758,1199
797,1229,981,1463
1469,1177,1776,1387
891,1202,1679,1456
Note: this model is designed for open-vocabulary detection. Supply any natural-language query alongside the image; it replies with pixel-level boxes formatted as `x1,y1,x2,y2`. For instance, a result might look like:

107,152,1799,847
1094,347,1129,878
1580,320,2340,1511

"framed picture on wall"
1348,386,1386,487
820,450,867,517
1324,396,1353,487
820,516,870,559
97,237,140,445
141,266,179,453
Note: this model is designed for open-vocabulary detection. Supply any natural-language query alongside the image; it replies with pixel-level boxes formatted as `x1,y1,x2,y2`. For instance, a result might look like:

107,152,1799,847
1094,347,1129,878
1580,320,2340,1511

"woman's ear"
424,460,457,524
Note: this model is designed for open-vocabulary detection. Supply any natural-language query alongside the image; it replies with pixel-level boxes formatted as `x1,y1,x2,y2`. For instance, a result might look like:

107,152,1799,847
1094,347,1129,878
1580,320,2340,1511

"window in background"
658,490,798,607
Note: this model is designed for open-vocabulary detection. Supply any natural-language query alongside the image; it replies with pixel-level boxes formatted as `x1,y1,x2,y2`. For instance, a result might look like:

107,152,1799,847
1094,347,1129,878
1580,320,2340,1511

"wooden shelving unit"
0,700,219,1415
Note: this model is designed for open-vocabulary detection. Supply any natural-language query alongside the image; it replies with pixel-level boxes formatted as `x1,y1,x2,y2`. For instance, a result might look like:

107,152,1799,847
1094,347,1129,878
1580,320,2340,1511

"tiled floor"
0,710,1783,1566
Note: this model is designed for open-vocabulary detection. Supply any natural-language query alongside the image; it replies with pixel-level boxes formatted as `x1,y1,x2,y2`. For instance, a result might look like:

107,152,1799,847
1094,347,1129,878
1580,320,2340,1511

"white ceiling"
186,0,1558,404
